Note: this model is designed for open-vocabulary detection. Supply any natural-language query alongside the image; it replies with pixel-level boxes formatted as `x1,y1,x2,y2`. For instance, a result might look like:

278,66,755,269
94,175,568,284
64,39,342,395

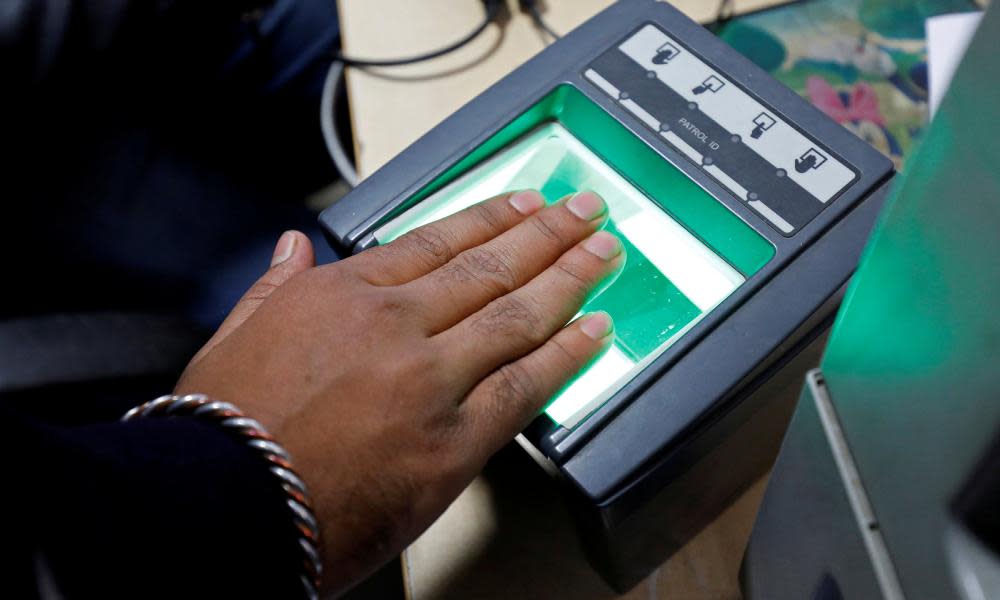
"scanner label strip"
585,24,859,236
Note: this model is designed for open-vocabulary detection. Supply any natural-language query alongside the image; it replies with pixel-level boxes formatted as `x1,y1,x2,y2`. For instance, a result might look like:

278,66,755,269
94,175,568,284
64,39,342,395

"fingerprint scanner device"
320,0,894,590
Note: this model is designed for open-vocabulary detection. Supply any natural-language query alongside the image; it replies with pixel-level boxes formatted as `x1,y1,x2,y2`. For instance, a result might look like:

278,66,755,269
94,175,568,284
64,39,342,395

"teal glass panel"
375,121,747,428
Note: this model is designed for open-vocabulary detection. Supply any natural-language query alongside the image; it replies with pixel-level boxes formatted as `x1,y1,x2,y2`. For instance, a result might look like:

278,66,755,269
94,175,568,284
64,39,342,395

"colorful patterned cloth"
719,0,980,169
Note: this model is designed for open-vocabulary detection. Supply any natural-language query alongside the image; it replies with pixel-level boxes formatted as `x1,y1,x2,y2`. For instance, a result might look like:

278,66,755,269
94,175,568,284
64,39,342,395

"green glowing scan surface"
373,86,773,429
375,122,750,429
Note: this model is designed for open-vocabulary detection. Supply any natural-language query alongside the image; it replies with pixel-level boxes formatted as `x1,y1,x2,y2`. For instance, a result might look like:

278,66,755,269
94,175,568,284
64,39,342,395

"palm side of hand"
176,189,624,594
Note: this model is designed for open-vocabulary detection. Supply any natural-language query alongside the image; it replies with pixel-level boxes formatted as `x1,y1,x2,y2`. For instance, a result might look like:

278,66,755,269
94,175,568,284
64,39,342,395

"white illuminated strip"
588,66,750,207
618,24,855,204
706,164,748,200
662,130,703,163
374,138,565,242
550,125,744,310
621,98,661,131
374,122,749,429
616,211,743,312
749,200,794,234
584,68,620,99
545,346,635,426
419,154,530,222
390,153,531,235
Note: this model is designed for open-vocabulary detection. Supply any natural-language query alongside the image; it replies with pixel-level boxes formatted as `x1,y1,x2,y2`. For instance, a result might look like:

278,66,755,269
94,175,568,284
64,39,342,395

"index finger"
356,190,546,285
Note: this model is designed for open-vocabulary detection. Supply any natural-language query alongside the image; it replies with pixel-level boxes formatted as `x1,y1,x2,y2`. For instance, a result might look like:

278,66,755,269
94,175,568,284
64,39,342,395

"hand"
175,190,625,594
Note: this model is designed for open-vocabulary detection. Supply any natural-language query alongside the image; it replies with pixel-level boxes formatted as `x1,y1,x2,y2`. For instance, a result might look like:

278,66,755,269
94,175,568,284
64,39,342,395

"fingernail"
582,231,622,260
271,231,297,266
580,311,614,340
566,191,607,221
508,190,545,215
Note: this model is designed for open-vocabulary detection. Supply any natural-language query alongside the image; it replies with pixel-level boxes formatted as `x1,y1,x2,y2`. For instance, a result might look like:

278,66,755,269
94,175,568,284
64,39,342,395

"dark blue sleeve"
0,0,274,86
5,403,305,598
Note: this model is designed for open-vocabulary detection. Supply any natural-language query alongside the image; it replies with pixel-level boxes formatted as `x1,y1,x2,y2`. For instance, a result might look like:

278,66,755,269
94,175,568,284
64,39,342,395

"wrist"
123,393,323,598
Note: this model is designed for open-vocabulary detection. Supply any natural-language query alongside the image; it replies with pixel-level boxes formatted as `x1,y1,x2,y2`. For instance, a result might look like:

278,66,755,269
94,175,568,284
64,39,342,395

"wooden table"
336,1,790,598
339,0,789,178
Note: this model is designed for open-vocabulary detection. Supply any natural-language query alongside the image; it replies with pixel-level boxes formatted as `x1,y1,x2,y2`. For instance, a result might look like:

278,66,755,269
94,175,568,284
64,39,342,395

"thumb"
191,230,315,364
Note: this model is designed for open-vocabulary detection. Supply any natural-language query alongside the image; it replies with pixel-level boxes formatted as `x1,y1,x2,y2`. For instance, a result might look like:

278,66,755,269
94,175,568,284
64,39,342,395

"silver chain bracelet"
122,394,323,599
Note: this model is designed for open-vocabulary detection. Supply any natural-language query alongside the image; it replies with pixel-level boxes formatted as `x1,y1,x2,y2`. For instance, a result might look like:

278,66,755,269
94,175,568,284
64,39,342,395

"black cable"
519,0,561,41
333,0,502,67
527,5,561,40
320,62,358,187
709,0,736,33
322,0,504,188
